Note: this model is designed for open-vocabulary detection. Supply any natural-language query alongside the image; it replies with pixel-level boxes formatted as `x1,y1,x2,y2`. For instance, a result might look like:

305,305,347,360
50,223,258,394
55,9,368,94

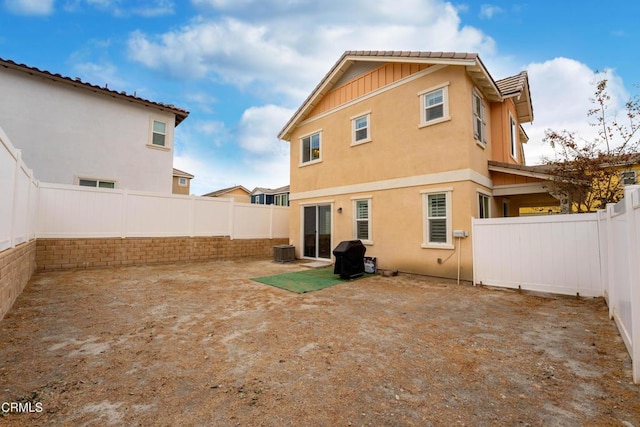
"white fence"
472,213,602,297
472,185,640,383
0,127,38,252
597,187,640,384
37,182,289,240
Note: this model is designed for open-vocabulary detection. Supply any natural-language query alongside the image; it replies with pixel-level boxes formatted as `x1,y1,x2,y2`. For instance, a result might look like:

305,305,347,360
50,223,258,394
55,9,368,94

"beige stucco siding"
286,59,534,281
290,179,480,281
290,66,487,195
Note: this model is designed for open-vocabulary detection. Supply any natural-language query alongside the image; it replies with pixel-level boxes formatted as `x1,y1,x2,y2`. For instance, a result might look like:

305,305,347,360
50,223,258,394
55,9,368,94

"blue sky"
1,0,638,195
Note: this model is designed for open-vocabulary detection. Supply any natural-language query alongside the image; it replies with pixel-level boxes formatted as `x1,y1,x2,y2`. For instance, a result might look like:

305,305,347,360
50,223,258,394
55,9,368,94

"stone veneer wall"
35,237,290,271
0,241,37,320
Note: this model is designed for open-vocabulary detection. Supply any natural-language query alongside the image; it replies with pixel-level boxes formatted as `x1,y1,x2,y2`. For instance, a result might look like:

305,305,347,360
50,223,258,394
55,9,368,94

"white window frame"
178,177,188,187
147,118,171,151
621,170,637,185
478,192,491,219
473,90,487,146
509,114,518,161
299,130,322,166
77,177,116,189
418,82,450,128
274,193,289,206
351,112,371,146
421,188,453,249
352,196,372,244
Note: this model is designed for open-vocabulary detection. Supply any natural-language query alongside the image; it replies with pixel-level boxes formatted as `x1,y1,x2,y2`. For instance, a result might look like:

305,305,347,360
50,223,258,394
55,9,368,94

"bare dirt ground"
0,259,638,426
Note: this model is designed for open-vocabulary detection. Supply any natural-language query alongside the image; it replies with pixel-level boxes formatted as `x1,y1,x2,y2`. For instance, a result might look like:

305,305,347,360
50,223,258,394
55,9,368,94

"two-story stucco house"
0,57,189,193
279,51,557,281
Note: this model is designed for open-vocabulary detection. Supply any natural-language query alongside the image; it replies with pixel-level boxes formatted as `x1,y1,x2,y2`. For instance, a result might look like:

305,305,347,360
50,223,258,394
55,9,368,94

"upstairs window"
510,115,518,161
152,120,167,147
473,92,487,145
178,177,188,187
418,83,450,127
352,113,371,145
301,131,321,165
424,89,444,122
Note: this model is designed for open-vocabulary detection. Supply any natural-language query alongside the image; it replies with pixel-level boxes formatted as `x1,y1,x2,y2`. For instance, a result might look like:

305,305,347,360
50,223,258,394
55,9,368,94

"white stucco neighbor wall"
0,66,177,193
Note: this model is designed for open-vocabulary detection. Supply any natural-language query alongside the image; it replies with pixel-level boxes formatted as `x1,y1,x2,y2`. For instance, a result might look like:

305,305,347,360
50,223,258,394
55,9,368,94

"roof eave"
1,58,190,127
278,52,499,141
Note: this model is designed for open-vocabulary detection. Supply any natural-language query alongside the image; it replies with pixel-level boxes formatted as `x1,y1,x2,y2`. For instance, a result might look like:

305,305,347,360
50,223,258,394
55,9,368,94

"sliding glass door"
303,205,332,259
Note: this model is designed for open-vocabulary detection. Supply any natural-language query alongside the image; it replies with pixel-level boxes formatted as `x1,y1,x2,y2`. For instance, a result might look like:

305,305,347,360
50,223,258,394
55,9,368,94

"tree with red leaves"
543,79,640,212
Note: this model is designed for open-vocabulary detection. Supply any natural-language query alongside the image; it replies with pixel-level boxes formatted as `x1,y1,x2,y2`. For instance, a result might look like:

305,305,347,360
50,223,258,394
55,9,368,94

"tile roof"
0,57,189,126
496,71,529,97
172,168,194,179
202,185,251,197
251,185,290,195
278,50,508,140
343,50,479,60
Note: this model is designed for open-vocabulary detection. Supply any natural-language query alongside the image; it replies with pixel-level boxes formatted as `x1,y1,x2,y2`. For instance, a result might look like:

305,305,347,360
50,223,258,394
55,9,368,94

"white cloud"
73,61,128,89
128,0,497,105
479,4,503,19
4,0,54,15
64,0,174,16
174,107,292,194
523,57,628,165
237,105,294,153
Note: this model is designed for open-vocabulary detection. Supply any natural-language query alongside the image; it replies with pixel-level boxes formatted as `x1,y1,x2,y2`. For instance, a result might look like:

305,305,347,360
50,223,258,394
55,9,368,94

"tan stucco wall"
290,180,482,281
286,63,529,281
290,66,489,194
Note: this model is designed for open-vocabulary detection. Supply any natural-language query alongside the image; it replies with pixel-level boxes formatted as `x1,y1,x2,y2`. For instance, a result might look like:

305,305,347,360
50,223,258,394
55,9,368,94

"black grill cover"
332,240,366,279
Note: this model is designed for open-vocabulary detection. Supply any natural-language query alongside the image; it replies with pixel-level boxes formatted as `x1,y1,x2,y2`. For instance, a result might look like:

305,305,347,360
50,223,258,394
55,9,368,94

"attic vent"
622,170,637,186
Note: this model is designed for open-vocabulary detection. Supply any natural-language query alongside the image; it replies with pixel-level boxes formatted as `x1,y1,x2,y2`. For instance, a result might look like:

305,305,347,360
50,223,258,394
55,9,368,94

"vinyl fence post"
9,149,21,249
269,204,274,239
120,189,128,238
605,204,616,320
228,198,235,240
624,186,640,384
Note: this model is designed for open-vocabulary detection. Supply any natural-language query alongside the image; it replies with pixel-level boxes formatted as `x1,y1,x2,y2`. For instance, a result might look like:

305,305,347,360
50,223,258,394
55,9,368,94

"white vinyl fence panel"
473,185,640,383
598,187,640,383
472,214,602,297
36,182,289,240
0,126,38,251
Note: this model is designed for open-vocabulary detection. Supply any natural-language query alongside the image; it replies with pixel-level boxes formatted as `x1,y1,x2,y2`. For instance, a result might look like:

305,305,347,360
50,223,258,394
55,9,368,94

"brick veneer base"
35,236,290,271
0,240,36,320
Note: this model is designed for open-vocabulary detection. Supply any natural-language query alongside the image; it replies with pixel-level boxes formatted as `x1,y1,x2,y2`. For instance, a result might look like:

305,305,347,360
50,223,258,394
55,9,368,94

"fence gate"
471,214,602,297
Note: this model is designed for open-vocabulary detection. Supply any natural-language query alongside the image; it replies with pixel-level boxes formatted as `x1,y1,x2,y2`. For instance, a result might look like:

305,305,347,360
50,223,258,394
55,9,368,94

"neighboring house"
0,57,189,193
251,185,290,206
520,154,640,215
202,185,251,203
172,168,195,195
278,50,557,281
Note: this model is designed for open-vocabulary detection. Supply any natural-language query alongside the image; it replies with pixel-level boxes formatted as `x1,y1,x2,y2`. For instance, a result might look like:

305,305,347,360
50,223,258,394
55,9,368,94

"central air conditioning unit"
273,245,296,262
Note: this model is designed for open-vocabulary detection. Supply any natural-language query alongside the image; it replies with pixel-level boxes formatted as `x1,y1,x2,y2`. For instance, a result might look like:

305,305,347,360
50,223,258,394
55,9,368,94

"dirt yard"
0,259,638,426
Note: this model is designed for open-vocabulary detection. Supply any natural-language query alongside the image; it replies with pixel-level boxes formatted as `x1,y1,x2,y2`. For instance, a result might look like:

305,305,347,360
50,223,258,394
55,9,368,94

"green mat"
252,267,366,293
